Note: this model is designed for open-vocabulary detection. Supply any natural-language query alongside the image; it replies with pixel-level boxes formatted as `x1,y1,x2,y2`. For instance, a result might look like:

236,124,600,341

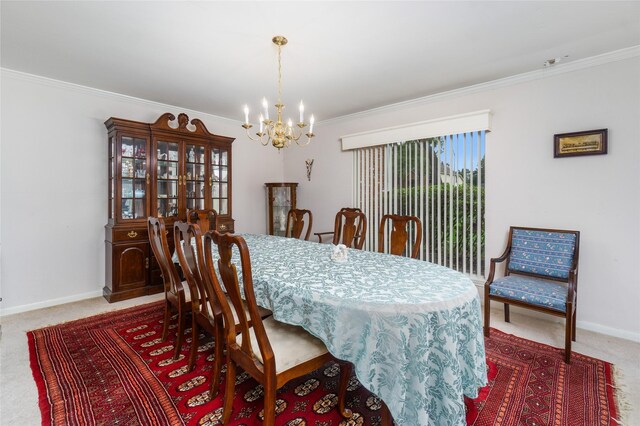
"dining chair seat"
206,296,272,324
172,281,191,302
236,316,329,374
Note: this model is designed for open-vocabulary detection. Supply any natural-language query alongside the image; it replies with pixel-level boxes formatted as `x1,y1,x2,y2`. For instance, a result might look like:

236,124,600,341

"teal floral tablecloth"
205,234,486,425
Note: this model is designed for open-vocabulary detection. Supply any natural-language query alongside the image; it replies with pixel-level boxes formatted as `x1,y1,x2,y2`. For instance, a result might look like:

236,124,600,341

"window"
353,131,486,278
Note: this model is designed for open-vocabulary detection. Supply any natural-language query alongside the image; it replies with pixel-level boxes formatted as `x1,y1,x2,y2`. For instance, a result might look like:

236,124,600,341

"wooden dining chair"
333,208,367,249
314,208,364,244
484,226,580,363
378,214,423,259
187,208,217,232
174,221,217,372
208,231,353,425
285,208,313,240
147,217,191,360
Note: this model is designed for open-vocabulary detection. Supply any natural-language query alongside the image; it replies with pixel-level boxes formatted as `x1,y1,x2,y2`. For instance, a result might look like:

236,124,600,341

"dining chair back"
187,208,218,232
484,226,580,363
285,208,313,240
378,214,423,259
174,221,219,371
209,231,353,425
333,209,367,249
147,217,191,359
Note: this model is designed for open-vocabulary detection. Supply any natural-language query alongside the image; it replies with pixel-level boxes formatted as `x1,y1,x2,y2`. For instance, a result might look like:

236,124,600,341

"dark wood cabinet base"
102,283,164,303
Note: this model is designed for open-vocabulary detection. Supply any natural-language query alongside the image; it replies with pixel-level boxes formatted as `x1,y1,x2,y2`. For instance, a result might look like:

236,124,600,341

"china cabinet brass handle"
219,224,227,231
127,231,138,238
146,173,150,184
209,176,213,187
145,257,149,269
178,175,182,185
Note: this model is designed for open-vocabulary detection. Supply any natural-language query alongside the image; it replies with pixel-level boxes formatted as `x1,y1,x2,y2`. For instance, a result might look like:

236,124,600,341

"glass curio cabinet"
105,113,234,302
265,183,298,237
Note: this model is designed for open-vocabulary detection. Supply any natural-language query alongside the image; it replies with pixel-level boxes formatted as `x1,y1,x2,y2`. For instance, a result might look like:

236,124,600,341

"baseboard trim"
473,282,640,343
0,290,103,317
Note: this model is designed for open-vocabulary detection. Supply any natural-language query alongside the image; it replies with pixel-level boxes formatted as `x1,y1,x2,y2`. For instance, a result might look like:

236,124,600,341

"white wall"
0,70,283,314
283,55,640,341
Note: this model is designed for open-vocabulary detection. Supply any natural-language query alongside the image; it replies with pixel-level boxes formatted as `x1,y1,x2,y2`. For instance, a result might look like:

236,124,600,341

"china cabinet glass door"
185,144,206,211
156,140,179,218
109,136,115,219
210,148,229,214
120,136,148,220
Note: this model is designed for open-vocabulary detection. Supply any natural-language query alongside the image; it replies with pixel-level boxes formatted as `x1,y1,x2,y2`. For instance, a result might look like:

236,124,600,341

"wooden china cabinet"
104,112,234,302
265,183,298,237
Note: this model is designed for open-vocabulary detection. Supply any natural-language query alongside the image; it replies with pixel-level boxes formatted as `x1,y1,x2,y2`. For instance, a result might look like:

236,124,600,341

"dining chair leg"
504,303,510,322
381,401,393,426
337,362,353,419
263,378,277,426
187,316,199,371
222,358,236,424
209,317,224,399
161,300,170,341
173,304,185,360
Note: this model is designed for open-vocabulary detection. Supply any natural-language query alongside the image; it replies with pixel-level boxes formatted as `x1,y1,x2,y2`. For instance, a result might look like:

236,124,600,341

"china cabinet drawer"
113,228,148,242
217,218,235,233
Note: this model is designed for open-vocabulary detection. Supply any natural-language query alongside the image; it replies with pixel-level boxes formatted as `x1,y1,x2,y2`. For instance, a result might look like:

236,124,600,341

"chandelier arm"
243,125,268,145
295,137,310,147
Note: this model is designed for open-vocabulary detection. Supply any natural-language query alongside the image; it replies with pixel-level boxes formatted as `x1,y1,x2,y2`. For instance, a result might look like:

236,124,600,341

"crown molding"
0,68,239,125
3,44,639,127
321,45,640,125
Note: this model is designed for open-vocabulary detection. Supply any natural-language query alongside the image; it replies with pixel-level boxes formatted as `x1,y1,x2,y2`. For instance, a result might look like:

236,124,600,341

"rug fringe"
611,365,631,425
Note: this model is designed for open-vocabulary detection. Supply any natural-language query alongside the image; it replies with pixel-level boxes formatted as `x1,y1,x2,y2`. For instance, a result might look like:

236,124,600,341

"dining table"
198,233,487,425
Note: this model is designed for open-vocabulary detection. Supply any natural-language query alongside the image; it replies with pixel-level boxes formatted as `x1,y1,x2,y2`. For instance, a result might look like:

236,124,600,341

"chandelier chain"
277,44,283,103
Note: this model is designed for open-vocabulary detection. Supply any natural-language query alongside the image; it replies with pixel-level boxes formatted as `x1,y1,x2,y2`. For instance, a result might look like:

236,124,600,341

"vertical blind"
353,131,486,278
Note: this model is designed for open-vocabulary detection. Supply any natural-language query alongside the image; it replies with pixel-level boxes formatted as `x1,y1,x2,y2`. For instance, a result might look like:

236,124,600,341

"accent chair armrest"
313,232,335,243
485,246,511,285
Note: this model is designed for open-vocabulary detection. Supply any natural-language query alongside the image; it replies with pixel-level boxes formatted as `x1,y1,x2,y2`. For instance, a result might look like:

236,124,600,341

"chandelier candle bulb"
244,105,249,125
262,98,269,120
309,115,315,134
299,101,304,124
259,115,264,133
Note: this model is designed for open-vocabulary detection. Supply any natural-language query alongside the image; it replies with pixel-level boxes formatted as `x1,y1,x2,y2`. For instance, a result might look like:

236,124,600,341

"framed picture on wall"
554,129,608,158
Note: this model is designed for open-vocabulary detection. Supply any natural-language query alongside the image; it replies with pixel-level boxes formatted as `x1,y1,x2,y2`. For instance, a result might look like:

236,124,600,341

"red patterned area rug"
28,301,622,425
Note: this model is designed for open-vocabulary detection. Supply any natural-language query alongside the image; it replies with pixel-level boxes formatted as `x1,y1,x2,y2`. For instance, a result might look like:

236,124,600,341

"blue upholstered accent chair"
484,226,580,363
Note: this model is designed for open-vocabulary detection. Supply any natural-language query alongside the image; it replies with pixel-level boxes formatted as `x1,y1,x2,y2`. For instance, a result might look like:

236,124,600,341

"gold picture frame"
554,129,608,158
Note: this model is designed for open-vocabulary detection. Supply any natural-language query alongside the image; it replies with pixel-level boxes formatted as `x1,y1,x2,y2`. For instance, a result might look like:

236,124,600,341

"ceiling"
2,2,639,122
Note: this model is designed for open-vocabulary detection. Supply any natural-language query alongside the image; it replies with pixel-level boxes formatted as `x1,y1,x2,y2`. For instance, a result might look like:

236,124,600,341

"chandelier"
242,36,315,150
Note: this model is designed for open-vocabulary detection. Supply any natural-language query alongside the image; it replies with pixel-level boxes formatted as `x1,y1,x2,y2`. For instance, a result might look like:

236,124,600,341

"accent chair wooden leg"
504,303,510,323
222,358,236,424
188,316,199,371
565,306,573,364
161,300,170,341
572,308,577,342
337,362,353,419
484,293,491,337
173,304,185,360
